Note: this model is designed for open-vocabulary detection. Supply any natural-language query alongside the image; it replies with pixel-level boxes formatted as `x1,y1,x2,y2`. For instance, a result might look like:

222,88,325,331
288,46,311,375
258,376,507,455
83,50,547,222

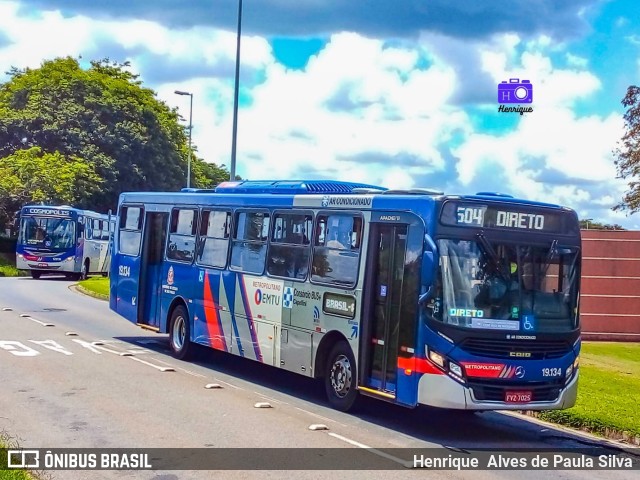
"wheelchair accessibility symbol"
522,315,535,331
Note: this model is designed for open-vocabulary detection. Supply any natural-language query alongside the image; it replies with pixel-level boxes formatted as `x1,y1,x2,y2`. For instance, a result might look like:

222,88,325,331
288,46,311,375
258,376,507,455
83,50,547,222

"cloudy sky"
1,0,639,228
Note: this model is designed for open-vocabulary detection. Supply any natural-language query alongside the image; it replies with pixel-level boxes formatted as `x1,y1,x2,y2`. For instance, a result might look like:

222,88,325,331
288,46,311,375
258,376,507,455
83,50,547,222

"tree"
0,57,229,222
614,85,640,213
579,219,625,230
0,147,102,227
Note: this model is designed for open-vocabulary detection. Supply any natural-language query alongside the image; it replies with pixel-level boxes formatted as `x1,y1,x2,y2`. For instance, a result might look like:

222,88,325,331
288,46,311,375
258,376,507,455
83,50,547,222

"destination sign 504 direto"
440,202,567,233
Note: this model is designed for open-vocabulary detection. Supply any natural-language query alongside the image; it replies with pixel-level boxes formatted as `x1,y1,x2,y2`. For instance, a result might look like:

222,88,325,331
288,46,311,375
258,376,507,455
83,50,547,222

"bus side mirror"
422,234,437,286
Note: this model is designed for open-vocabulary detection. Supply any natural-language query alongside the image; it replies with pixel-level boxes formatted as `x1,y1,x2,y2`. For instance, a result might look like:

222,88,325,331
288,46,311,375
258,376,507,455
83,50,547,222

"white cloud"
224,32,467,185
0,2,638,229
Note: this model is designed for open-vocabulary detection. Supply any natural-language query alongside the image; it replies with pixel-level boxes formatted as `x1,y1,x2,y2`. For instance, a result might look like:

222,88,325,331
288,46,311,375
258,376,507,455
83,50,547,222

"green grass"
78,276,110,299
537,342,640,442
0,253,26,278
0,433,35,480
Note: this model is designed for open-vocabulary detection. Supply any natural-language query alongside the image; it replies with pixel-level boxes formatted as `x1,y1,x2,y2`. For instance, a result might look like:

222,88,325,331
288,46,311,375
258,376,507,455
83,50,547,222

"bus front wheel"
169,305,192,360
324,341,359,412
30,270,41,279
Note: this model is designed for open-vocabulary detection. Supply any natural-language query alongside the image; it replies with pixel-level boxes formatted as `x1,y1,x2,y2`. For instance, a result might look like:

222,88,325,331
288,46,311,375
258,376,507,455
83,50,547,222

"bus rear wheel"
30,270,41,279
324,341,359,412
169,305,192,360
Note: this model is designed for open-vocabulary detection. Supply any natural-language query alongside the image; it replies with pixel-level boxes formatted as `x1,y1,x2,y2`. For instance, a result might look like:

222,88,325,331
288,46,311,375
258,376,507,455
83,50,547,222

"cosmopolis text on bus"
109,180,580,412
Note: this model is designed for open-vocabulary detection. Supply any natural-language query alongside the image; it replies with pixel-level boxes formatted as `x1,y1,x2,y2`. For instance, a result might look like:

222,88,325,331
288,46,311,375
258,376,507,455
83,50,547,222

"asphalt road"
0,276,637,480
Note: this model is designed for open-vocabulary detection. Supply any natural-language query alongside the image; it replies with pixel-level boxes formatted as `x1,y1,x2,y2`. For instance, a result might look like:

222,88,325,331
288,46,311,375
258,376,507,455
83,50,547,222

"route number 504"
119,265,131,277
456,207,484,226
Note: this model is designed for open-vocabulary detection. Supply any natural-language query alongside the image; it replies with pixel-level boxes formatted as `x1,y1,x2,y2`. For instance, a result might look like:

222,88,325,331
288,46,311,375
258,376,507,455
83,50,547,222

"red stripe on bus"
397,356,444,375
203,273,226,351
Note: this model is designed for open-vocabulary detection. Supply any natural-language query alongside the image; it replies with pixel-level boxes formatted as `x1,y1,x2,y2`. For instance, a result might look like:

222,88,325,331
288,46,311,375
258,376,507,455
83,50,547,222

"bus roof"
20,205,110,218
193,179,387,195
119,180,573,213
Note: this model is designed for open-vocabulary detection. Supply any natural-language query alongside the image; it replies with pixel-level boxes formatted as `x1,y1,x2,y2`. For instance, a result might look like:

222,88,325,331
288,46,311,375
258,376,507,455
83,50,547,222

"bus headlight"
565,364,573,378
449,362,462,377
65,256,75,262
427,348,445,368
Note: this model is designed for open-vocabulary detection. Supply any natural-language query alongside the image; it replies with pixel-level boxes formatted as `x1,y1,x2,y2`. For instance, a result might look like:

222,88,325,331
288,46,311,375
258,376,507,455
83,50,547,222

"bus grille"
468,379,563,402
460,338,571,360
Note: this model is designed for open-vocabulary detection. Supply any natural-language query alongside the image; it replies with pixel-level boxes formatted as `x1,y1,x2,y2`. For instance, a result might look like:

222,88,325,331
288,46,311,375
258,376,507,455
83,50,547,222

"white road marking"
151,357,206,378
328,432,411,468
29,340,73,356
256,393,287,405
89,342,122,355
294,407,347,427
213,379,243,390
20,315,54,327
0,340,40,356
72,339,103,354
128,356,175,372
2,307,12,311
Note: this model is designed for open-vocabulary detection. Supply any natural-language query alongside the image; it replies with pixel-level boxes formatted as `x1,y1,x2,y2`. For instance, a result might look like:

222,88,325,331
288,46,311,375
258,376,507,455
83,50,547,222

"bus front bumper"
16,255,76,273
417,371,578,411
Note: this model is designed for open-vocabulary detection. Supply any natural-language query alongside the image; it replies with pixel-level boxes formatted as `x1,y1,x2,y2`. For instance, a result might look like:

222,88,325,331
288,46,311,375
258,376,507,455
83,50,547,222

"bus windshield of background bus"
19,216,76,250
430,239,579,333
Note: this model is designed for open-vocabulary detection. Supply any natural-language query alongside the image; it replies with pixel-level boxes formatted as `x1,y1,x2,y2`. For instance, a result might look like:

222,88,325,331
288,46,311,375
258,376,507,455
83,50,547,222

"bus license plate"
505,391,532,403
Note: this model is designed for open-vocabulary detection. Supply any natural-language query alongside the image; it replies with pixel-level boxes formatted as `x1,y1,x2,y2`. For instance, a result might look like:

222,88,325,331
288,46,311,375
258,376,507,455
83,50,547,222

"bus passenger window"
118,206,143,256
311,214,362,287
197,210,231,268
230,210,270,274
167,208,197,263
266,212,312,280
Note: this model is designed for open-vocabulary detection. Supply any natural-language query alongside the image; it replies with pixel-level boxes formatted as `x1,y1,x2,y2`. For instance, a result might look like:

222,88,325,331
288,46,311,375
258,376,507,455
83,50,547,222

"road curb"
71,283,109,302
523,411,640,447
502,411,640,452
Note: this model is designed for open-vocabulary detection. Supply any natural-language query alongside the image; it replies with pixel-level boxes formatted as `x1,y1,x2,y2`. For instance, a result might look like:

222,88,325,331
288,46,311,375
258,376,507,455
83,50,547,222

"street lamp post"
174,90,194,188
230,0,243,181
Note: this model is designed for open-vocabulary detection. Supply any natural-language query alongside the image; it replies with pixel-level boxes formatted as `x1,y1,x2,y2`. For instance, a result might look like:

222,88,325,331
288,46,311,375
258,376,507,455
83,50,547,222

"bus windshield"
20,216,76,250
434,238,579,333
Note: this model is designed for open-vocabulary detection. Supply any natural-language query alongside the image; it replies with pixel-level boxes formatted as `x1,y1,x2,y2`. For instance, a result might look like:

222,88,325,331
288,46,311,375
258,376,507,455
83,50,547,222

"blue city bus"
110,180,581,412
16,205,114,280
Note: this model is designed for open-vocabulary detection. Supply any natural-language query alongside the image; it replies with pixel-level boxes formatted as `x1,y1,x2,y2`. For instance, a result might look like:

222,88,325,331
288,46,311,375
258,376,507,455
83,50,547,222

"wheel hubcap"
172,315,185,350
330,354,352,398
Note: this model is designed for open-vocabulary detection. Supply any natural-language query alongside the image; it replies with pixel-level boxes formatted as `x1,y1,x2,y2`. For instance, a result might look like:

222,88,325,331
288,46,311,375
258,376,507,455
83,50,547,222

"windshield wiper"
476,233,510,281
542,239,558,275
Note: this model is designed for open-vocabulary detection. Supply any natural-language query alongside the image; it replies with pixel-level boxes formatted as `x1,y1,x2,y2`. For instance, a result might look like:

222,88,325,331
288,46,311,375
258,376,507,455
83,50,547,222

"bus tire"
324,341,358,412
169,305,192,360
30,270,41,279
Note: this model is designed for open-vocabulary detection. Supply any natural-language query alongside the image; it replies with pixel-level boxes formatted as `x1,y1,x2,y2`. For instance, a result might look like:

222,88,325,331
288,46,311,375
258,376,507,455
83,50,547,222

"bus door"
360,216,421,405
138,212,168,328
